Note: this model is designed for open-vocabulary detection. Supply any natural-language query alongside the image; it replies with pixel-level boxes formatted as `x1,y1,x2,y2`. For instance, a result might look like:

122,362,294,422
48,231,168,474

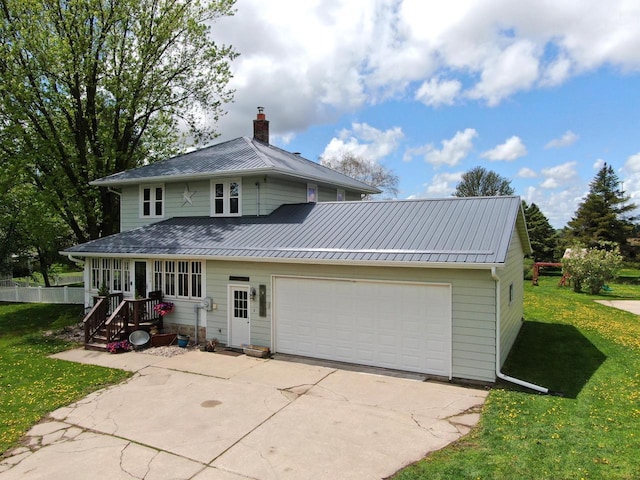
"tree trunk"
37,248,51,287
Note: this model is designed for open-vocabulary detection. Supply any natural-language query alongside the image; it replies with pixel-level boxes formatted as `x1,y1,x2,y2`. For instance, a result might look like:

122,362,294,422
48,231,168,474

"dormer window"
141,184,164,218
307,183,317,203
211,178,241,216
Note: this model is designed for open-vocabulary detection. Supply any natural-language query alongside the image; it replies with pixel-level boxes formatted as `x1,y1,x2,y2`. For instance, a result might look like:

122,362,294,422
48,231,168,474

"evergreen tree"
522,201,559,262
566,164,636,252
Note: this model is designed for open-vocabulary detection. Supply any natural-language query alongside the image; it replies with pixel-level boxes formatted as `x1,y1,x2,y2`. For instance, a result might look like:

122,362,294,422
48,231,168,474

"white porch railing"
0,286,85,304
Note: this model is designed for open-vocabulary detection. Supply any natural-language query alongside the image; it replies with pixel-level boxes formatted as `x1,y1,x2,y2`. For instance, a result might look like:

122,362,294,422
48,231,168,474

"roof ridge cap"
244,136,275,167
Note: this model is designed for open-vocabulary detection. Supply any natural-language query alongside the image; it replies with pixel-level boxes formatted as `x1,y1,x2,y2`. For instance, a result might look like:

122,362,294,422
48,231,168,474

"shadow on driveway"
501,321,606,398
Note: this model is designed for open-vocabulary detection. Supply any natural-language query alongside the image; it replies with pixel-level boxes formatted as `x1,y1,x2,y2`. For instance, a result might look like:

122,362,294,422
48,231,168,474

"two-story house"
65,109,531,383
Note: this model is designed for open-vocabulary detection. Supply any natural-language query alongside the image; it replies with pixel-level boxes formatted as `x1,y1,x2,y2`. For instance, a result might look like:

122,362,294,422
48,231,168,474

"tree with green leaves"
565,163,636,253
0,165,74,286
0,0,237,242
522,201,559,262
321,152,399,199
562,242,623,294
453,166,515,197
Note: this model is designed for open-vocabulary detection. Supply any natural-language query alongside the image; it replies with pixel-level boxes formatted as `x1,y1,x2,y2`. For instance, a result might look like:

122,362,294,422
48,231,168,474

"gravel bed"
135,345,194,357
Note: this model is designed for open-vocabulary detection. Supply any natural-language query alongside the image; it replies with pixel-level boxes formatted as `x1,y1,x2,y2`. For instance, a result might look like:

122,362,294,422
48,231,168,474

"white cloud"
545,130,579,149
424,171,464,196
415,78,462,107
524,185,584,229
621,153,640,214
518,167,538,178
624,152,640,173
540,55,573,87
481,136,527,161
539,161,578,189
410,129,478,167
466,40,540,106
320,122,404,162
593,158,606,170
208,0,640,139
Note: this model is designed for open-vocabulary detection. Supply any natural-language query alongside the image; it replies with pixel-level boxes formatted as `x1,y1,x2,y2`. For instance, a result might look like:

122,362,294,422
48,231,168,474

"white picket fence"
0,286,85,304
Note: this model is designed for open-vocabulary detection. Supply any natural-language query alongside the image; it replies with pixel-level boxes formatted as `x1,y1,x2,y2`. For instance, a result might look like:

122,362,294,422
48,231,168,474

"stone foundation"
162,322,206,345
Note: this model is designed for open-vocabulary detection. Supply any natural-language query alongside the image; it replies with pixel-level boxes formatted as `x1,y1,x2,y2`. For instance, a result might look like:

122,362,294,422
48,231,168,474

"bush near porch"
394,275,640,480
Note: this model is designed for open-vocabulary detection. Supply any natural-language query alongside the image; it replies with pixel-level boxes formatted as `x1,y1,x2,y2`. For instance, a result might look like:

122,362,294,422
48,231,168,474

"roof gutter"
60,250,505,270
491,266,559,395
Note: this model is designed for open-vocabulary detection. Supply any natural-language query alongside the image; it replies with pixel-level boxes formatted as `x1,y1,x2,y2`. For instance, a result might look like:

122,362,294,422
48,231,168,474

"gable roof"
65,196,531,268
90,137,380,194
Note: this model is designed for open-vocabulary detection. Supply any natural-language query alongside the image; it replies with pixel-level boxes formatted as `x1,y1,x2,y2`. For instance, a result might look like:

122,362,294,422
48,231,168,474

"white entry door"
228,285,251,347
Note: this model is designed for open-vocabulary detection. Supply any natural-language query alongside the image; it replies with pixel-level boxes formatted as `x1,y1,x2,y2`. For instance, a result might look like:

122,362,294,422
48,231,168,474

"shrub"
562,243,623,294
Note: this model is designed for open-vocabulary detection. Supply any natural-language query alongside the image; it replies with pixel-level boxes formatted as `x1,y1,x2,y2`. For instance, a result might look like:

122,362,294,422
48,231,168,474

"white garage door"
273,277,451,377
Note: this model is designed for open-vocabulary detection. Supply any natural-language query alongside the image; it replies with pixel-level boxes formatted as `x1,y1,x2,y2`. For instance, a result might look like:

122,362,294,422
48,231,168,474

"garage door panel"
274,277,451,377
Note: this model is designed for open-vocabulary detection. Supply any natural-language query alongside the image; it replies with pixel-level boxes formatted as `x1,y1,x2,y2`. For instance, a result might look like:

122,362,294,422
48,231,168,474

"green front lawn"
0,303,131,454
394,277,640,479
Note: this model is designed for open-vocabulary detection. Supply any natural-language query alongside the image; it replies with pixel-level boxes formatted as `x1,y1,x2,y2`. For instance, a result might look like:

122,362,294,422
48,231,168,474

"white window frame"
123,260,131,293
90,258,130,294
211,178,242,217
101,258,111,290
113,259,122,291
164,261,176,297
140,184,165,218
191,261,202,298
307,183,317,203
91,258,100,290
157,260,203,299
153,260,163,293
89,257,203,299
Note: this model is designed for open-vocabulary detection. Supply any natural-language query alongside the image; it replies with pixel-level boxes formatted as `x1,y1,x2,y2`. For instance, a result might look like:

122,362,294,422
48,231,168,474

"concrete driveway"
0,348,488,480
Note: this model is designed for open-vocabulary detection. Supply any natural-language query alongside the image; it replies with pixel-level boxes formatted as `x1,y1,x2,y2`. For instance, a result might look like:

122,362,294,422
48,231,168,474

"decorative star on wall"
182,184,196,206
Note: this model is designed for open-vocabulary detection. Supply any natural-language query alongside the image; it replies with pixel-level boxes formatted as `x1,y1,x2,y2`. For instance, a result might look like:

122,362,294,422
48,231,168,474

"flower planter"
153,302,175,316
151,333,177,347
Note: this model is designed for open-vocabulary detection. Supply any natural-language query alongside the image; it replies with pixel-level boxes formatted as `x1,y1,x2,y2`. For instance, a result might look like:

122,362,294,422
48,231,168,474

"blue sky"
208,0,640,228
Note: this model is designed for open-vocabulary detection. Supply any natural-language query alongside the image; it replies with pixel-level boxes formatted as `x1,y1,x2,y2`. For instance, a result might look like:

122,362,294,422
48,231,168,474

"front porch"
83,291,165,351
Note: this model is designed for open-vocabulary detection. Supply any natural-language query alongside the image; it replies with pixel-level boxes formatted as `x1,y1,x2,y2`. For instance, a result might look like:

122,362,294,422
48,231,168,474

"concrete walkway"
0,349,488,480
595,299,640,315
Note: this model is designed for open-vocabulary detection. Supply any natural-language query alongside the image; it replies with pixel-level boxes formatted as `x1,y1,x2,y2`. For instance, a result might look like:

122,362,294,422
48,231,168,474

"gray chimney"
253,106,269,143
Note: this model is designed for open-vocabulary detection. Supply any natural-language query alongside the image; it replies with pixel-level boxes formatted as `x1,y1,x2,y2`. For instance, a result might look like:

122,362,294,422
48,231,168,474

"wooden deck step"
85,342,108,352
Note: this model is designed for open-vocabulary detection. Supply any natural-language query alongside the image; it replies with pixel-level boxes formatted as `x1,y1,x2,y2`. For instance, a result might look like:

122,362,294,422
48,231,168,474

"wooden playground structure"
531,262,570,286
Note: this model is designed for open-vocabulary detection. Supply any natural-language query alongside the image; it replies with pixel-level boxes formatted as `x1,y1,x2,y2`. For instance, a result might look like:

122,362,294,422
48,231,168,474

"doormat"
214,349,243,357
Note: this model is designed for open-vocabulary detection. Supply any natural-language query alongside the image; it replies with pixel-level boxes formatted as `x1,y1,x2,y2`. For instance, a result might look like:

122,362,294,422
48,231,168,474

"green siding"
199,261,498,382
346,191,363,201
120,176,365,231
165,180,211,218
120,180,210,231
499,229,525,366
261,178,306,213
318,185,337,202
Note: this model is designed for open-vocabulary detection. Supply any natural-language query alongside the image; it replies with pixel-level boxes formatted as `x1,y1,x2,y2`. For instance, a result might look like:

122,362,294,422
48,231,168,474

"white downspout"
491,267,553,395
255,182,261,216
66,254,85,266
